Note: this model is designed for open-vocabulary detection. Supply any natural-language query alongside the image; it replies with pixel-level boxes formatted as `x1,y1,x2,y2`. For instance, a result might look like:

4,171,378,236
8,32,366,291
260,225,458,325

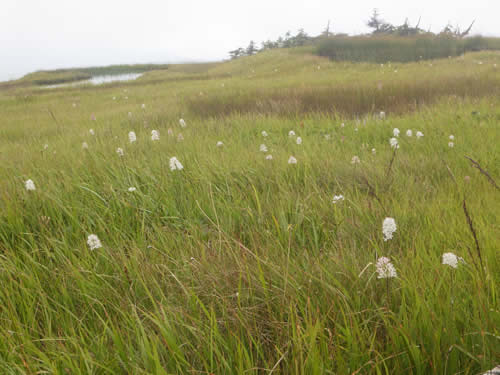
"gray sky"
1,0,498,81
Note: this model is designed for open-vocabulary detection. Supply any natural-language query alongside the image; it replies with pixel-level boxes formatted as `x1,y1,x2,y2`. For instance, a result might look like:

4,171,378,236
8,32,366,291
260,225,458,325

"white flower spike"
87,234,102,250
382,217,397,241
376,257,397,279
332,195,344,204
390,137,399,149
128,131,137,143
288,156,297,164
25,179,36,191
442,252,461,269
169,157,184,171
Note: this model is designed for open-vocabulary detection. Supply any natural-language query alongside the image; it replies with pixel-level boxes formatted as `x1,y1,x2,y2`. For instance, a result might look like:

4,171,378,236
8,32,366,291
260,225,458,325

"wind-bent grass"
0,48,498,374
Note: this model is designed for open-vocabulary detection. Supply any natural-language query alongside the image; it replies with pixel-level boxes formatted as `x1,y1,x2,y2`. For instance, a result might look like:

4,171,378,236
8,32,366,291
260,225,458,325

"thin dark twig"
462,197,484,272
385,148,397,178
441,158,458,186
465,155,499,191
361,176,387,214
48,108,60,127
444,162,480,272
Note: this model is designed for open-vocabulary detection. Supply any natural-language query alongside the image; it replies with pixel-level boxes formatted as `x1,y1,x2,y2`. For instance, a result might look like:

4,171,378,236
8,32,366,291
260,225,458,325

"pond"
43,73,143,89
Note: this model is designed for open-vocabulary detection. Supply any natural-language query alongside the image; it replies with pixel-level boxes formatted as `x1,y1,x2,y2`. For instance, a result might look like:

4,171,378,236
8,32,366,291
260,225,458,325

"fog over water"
1,0,499,82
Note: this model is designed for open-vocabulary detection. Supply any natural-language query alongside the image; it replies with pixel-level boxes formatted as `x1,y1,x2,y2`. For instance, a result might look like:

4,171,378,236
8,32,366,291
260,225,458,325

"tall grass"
317,35,500,63
0,47,498,374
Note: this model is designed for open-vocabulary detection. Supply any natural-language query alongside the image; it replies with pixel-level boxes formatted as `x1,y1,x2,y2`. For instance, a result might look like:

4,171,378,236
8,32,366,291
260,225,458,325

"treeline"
365,9,475,37
229,29,319,59
228,10,493,61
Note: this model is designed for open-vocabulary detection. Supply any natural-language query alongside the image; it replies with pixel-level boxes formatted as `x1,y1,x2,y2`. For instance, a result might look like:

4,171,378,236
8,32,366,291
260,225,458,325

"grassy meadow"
0,48,499,374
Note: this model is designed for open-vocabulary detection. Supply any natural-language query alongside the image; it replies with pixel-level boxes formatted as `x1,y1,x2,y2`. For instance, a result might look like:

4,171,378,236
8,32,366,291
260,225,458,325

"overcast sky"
1,0,498,81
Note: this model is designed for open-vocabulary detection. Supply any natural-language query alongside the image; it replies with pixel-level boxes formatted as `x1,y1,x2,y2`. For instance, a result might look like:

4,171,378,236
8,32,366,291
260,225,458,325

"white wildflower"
406,129,413,137
393,128,400,137
416,131,424,139
167,128,174,136
169,157,183,171
116,147,124,157
351,156,360,164
261,131,268,137
87,234,102,250
141,103,146,109
296,136,302,145
332,195,344,204
151,130,160,141
260,144,268,152
128,131,137,143
390,137,399,149
448,142,454,148
265,154,273,160
449,135,455,140
341,123,345,128
43,144,49,150
179,118,186,128
128,187,137,192
288,130,296,137
442,252,461,269
25,179,36,191
89,129,95,136
382,217,397,241
216,141,224,147
372,148,376,154
379,111,386,119
376,257,397,279
288,156,297,164
82,142,89,149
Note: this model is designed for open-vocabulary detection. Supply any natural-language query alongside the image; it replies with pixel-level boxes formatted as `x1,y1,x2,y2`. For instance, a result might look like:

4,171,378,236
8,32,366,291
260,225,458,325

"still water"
43,73,143,88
